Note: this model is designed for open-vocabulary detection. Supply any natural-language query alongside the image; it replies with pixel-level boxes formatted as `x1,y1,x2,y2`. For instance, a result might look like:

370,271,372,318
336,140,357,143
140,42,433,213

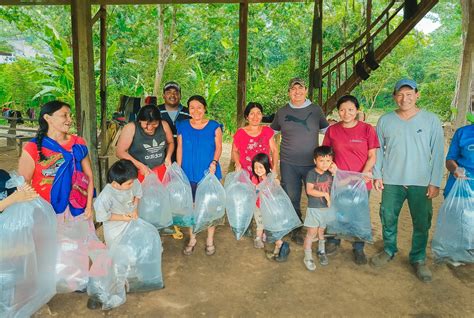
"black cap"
163,81,181,93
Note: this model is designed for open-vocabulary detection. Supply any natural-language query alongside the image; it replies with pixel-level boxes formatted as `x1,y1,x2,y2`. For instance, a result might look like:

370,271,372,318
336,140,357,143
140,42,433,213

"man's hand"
374,179,384,192
426,185,439,199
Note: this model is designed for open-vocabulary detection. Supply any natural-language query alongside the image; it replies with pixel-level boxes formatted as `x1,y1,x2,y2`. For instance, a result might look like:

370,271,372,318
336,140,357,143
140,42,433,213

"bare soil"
1,143,473,318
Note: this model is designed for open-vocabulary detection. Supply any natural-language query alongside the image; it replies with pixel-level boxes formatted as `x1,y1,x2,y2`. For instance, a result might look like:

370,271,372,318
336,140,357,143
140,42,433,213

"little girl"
251,153,290,262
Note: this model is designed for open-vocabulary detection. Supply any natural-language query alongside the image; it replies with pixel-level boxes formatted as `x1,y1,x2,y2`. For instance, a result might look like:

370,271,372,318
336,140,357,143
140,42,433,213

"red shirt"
233,126,274,175
23,135,87,202
322,121,380,190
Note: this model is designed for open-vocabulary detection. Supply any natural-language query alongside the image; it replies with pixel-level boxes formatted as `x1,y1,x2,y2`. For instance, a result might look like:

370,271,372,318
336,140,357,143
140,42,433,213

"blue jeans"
280,161,315,221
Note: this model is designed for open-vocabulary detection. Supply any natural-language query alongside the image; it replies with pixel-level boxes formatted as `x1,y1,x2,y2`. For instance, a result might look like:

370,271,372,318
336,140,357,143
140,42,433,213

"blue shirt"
177,119,222,183
444,124,474,196
373,110,444,187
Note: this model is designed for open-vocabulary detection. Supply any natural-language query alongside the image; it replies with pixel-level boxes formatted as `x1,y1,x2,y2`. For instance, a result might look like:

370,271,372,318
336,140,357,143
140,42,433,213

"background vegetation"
0,0,462,136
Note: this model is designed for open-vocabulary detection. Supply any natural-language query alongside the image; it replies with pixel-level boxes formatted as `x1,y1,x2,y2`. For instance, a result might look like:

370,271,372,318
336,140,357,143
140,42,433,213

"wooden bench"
0,133,33,156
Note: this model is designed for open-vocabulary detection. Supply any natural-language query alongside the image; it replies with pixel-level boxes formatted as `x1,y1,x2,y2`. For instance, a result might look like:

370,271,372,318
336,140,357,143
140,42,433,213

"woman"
116,105,174,182
322,94,380,265
177,95,222,256
445,123,474,196
232,102,279,175
18,100,94,219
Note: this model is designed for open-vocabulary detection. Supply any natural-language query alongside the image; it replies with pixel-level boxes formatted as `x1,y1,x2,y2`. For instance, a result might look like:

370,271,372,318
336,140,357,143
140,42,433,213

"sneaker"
370,251,393,268
412,262,433,283
87,297,102,310
325,242,339,255
353,249,368,265
290,229,304,245
254,237,264,249
318,252,329,266
275,242,290,262
304,257,316,271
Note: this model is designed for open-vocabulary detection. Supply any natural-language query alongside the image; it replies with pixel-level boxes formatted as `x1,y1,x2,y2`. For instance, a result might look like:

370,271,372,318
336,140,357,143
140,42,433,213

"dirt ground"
1,142,473,318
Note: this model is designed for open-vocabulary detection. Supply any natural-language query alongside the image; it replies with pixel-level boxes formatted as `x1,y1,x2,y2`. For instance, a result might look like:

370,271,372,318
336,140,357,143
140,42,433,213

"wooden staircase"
314,0,439,113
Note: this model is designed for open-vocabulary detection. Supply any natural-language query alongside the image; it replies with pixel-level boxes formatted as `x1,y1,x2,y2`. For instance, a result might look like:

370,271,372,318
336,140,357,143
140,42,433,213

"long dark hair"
36,100,71,161
251,153,272,179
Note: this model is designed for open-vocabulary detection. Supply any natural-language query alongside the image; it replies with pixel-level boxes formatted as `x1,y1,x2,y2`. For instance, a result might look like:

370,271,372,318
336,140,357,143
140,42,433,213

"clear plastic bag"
162,163,194,227
139,173,173,229
257,174,302,242
0,197,57,318
56,216,91,293
432,178,474,263
193,172,226,234
327,170,372,242
110,219,164,292
224,170,256,240
87,250,128,310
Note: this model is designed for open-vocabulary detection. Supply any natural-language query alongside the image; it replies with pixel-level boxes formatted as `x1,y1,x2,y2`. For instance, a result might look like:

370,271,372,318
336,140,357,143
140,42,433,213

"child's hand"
129,209,139,220
324,193,331,207
274,178,281,185
328,163,338,175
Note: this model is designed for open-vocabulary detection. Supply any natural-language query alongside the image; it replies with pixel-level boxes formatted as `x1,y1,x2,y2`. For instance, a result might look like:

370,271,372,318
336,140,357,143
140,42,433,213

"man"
371,78,444,283
271,78,329,245
158,81,192,160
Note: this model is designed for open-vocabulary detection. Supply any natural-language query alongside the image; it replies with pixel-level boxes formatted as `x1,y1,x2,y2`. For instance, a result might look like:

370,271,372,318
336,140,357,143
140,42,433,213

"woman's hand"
234,162,242,171
138,163,151,176
454,167,466,179
9,186,39,204
84,206,93,219
209,161,217,174
362,171,373,183
164,157,172,167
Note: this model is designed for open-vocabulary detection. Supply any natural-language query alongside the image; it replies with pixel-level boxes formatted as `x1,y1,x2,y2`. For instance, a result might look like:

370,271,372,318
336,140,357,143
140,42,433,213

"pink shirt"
233,126,274,175
322,121,380,190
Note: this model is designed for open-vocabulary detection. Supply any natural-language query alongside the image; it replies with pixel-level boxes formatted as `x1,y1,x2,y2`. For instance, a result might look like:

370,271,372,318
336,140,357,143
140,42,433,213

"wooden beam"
71,0,101,189
308,0,322,104
0,0,306,5
236,1,248,128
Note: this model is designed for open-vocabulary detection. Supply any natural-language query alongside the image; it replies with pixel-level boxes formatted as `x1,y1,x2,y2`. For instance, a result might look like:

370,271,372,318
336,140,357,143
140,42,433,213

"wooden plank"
236,2,248,128
0,0,306,5
71,0,101,188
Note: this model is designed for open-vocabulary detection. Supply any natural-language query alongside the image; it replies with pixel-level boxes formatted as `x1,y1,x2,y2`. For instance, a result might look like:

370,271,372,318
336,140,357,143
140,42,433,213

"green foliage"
0,0,463,132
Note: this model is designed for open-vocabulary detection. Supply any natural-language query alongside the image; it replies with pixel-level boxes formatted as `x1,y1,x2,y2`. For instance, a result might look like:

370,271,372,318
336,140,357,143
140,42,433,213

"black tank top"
128,122,167,168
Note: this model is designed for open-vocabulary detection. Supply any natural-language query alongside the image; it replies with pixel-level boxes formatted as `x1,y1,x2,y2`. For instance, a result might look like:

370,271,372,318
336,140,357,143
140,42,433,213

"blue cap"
394,79,417,92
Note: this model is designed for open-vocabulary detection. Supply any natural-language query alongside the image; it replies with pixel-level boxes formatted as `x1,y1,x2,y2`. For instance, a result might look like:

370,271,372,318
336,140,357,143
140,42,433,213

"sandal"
205,244,216,256
183,239,197,256
266,245,281,261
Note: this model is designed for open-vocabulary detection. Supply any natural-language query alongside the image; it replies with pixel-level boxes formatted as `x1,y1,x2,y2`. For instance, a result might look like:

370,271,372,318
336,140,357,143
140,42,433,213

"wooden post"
309,0,322,105
71,0,101,189
236,1,249,128
366,0,372,45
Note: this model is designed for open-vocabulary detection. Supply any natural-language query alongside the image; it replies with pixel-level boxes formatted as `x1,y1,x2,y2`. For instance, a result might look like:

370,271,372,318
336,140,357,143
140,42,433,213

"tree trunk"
153,5,177,97
453,0,473,129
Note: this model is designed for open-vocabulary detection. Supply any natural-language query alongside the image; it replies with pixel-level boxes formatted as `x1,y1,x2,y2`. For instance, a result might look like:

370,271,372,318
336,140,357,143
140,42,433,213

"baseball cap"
394,78,417,93
163,81,181,93
288,77,306,90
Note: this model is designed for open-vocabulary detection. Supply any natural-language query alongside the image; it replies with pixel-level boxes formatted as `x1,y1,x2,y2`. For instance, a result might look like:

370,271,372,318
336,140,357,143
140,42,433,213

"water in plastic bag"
87,250,128,310
432,178,474,263
257,174,302,242
56,215,91,293
110,218,164,292
139,173,173,229
327,170,372,242
224,170,257,240
0,197,57,318
193,172,226,234
162,163,194,227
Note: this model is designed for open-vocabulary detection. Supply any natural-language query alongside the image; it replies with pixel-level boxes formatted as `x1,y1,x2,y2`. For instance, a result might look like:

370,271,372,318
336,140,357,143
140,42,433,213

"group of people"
0,76,472,312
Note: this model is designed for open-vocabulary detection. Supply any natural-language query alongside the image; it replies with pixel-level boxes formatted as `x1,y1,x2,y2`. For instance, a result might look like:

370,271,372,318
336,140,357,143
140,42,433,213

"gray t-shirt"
306,169,333,208
271,103,329,166
94,179,143,246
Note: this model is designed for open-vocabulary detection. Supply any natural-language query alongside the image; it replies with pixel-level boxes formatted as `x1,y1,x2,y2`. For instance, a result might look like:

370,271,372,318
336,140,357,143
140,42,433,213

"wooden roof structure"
1,0,325,188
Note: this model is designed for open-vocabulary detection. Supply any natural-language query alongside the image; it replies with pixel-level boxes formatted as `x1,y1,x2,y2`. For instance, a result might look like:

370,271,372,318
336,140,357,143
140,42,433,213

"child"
93,159,142,247
251,153,290,262
303,146,336,271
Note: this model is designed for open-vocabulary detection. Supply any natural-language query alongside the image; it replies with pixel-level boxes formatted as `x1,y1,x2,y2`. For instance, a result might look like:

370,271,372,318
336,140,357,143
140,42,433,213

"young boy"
303,146,336,271
94,159,142,247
